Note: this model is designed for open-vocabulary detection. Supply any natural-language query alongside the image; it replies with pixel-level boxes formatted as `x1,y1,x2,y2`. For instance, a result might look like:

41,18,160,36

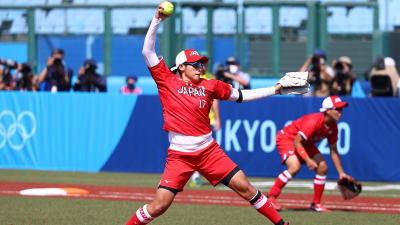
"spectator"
0,59,17,90
38,48,73,92
73,59,107,92
13,63,38,91
369,56,399,97
300,48,334,96
222,56,251,90
121,76,142,94
331,56,355,96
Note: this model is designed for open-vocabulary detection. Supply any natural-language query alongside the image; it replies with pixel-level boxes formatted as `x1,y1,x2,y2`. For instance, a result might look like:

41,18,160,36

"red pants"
159,141,238,191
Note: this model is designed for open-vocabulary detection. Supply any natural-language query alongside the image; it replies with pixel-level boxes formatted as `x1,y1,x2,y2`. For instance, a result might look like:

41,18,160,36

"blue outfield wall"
0,92,399,182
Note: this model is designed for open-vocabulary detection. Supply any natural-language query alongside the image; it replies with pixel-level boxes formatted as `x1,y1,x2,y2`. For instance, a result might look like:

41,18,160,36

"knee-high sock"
126,204,154,225
268,170,292,198
250,190,283,225
313,175,327,204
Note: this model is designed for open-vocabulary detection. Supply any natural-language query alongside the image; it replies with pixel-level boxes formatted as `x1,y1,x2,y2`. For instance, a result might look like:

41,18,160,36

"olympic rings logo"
0,110,36,151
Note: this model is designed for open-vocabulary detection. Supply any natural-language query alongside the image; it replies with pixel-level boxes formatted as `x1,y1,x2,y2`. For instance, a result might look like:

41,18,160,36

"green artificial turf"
1,169,400,225
1,196,399,225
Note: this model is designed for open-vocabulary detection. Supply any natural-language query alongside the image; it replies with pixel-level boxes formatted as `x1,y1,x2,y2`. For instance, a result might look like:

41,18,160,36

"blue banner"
1,92,399,182
103,96,400,182
214,97,400,182
0,92,136,171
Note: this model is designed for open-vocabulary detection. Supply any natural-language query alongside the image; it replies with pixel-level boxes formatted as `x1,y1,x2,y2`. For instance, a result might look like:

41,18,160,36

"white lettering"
183,87,189,96
177,86,183,94
217,119,350,156
318,139,329,154
177,86,206,97
337,122,350,155
318,122,350,155
188,87,194,96
243,120,260,152
284,120,292,128
200,88,205,97
260,120,276,153
225,120,242,152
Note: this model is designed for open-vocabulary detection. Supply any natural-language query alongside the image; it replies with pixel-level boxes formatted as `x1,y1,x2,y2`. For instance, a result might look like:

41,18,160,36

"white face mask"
320,58,325,65
229,65,239,73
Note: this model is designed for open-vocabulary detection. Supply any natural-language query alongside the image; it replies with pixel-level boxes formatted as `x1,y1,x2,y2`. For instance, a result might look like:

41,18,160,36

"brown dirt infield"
1,181,399,214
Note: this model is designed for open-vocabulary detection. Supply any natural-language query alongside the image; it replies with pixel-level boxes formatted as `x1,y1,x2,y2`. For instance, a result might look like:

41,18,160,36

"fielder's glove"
337,177,362,200
278,72,310,95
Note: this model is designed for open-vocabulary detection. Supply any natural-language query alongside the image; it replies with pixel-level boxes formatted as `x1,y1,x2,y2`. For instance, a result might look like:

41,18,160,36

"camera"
311,56,320,67
214,63,232,85
309,56,322,85
83,59,97,74
333,61,349,88
334,61,344,74
20,63,32,76
0,58,18,69
53,58,62,66
85,64,96,74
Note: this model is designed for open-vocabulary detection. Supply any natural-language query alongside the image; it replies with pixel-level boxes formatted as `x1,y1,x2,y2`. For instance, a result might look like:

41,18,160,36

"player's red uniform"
149,59,237,191
276,112,338,163
150,59,231,136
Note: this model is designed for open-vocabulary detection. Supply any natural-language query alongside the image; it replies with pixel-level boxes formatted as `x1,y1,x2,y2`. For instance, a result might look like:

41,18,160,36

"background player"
124,3,305,225
267,96,355,212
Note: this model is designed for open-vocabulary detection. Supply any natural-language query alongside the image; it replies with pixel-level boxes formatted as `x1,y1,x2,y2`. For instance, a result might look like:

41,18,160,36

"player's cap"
320,96,349,112
170,49,208,71
226,56,240,65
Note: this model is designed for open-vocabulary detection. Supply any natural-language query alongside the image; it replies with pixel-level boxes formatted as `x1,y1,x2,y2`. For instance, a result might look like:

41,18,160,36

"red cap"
170,49,208,71
320,96,349,112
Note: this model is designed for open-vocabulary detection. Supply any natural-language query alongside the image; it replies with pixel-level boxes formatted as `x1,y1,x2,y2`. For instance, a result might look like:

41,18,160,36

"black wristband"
236,89,243,103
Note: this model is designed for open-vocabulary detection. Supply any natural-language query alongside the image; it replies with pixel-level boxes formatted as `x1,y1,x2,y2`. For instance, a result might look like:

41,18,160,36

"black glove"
337,177,362,200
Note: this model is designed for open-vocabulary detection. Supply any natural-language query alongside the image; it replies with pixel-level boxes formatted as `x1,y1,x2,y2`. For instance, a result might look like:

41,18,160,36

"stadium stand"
0,1,389,35
36,9,66,34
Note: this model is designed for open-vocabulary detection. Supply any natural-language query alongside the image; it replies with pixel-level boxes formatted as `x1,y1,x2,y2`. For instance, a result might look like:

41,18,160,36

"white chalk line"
1,187,400,213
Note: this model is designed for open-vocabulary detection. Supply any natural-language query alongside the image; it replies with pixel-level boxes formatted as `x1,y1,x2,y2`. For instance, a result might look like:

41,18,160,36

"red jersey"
281,113,338,145
149,59,231,136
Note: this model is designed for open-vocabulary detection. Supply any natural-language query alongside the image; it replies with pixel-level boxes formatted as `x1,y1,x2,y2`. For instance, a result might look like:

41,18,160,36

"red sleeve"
211,80,232,100
327,123,338,145
297,115,319,140
148,58,173,83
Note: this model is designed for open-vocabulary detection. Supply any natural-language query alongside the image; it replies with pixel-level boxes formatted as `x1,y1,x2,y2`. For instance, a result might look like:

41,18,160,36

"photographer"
331,56,355,96
300,48,334,96
0,58,17,90
215,57,251,90
38,48,73,92
214,63,232,86
13,63,39,91
369,56,399,97
73,59,107,92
